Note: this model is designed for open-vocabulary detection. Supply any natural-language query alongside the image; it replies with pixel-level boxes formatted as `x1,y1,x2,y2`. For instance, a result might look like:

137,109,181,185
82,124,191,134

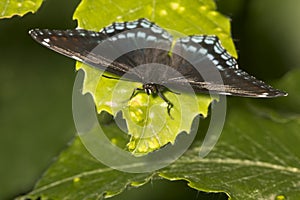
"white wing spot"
37,30,44,35
146,35,157,41
216,65,225,71
71,55,83,62
199,48,208,55
214,43,224,54
43,38,50,43
207,54,214,60
140,20,152,28
110,36,118,41
180,37,190,43
212,59,219,65
221,53,231,60
91,32,100,37
150,26,163,34
105,26,115,34
127,32,135,38
117,34,126,39
41,41,50,47
187,45,197,52
137,31,146,38
115,23,125,30
219,92,233,95
161,32,172,39
56,32,63,36
204,37,215,44
258,93,269,97
226,60,235,67
126,21,139,29
191,36,204,43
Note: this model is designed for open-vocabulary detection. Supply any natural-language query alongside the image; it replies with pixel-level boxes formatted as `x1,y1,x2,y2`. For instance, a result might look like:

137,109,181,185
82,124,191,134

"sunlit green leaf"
0,0,43,19
73,0,234,154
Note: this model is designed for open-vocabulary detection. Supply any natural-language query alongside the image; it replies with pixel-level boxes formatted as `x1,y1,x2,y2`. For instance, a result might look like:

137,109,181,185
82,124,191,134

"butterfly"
29,18,287,115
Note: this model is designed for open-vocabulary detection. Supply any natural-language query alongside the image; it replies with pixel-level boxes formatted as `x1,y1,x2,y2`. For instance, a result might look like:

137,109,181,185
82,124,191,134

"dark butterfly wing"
29,29,113,68
169,35,287,97
104,19,173,80
29,18,172,78
30,18,287,97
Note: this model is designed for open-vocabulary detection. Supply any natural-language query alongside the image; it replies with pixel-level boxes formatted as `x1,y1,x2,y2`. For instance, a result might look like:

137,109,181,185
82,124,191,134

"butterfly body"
29,18,287,104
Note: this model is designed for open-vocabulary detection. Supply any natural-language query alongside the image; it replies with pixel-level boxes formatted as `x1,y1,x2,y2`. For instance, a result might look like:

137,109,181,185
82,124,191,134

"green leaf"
73,0,236,57
268,70,300,114
78,65,214,154
73,0,235,154
20,69,300,200
0,0,43,19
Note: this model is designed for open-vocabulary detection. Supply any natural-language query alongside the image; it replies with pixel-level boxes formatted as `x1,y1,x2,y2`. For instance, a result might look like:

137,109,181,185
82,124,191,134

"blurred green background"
0,0,299,199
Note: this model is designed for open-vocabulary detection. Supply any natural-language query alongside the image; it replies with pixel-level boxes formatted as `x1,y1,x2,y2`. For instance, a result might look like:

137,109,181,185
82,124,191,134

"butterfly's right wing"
168,36,287,97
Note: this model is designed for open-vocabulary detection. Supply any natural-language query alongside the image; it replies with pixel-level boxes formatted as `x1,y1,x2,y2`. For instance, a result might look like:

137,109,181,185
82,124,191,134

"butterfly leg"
167,89,180,95
130,84,175,119
129,87,144,100
157,91,174,119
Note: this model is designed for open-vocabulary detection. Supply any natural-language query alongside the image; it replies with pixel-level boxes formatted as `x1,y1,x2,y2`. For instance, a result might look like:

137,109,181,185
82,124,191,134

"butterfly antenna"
102,74,142,84
101,74,120,80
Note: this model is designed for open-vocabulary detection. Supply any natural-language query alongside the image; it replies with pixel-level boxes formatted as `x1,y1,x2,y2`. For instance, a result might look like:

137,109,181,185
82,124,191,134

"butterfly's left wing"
29,29,119,70
29,18,173,79
168,35,287,97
